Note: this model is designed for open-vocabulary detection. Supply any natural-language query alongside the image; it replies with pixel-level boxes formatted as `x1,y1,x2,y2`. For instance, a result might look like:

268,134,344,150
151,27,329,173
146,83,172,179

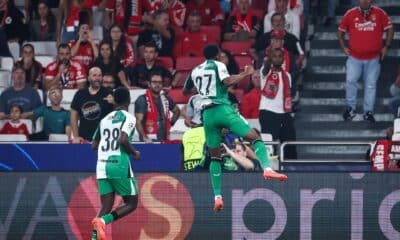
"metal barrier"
279,141,375,170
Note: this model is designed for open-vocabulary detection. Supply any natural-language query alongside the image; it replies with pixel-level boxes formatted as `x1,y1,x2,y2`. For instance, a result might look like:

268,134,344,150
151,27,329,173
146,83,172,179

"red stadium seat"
157,56,174,72
176,56,205,71
234,55,254,71
234,55,254,90
200,25,221,43
221,40,254,56
168,88,192,104
174,56,205,88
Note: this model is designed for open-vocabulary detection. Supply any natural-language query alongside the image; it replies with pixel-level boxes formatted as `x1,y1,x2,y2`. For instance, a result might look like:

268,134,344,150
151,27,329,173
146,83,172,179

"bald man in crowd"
70,67,114,143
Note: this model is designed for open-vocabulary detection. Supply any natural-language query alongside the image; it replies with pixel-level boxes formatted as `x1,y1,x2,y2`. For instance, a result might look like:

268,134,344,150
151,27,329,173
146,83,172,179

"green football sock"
101,213,114,224
253,140,270,169
209,159,222,197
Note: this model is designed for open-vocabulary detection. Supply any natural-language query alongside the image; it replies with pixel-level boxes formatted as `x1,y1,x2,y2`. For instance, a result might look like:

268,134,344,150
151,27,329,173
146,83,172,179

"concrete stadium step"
311,39,400,49
301,89,392,99
310,49,400,58
299,97,392,106
295,113,394,122
297,145,370,155
313,32,400,41
295,121,391,130
299,104,389,113
310,65,399,76
302,81,392,92
296,129,385,139
294,152,370,161
337,5,400,15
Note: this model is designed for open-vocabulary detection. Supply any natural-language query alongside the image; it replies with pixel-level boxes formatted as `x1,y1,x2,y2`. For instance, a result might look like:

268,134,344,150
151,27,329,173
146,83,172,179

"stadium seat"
8,42,20,61
35,55,55,68
0,57,14,72
35,117,43,133
37,89,44,103
246,118,261,131
157,56,174,72
130,89,146,103
48,134,69,142
14,0,24,7
93,26,103,43
20,119,33,134
168,88,192,104
0,134,27,142
234,55,253,90
221,41,254,56
175,56,205,88
392,119,400,141
27,41,58,57
128,89,147,114
200,25,221,43
0,70,11,88
59,89,78,110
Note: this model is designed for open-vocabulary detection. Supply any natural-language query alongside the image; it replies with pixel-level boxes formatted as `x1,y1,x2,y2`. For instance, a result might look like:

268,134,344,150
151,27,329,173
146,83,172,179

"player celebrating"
183,45,288,212
91,87,140,240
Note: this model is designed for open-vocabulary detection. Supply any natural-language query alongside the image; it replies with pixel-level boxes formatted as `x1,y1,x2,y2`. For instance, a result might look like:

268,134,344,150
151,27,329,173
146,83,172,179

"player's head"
203,44,220,60
113,86,131,107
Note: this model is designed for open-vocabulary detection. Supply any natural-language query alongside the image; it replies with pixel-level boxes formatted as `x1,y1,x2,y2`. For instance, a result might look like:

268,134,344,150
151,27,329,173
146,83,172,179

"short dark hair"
149,70,163,82
10,104,23,113
153,9,168,20
203,44,220,60
271,12,285,23
58,43,71,51
144,41,158,51
113,87,130,106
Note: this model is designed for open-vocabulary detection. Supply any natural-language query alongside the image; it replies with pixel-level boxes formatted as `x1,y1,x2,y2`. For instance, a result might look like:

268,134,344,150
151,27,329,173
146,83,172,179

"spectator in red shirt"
70,23,99,71
15,44,44,89
45,43,87,90
338,0,394,123
224,0,261,41
0,104,30,138
240,71,261,118
105,24,135,67
174,11,216,57
186,0,224,26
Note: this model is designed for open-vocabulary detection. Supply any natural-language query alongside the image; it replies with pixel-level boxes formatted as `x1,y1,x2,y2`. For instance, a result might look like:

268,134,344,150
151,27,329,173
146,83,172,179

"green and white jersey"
184,59,231,106
93,109,136,179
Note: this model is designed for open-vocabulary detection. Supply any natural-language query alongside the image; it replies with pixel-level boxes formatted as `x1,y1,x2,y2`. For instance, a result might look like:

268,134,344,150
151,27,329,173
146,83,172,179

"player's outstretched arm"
223,65,254,87
119,131,140,161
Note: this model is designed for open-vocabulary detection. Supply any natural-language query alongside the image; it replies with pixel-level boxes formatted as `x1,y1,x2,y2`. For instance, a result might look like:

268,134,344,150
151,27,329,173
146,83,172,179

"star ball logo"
67,173,194,239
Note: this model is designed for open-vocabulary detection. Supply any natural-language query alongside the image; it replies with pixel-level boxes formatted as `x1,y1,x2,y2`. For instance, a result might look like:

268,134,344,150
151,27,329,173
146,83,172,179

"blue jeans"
345,56,381,113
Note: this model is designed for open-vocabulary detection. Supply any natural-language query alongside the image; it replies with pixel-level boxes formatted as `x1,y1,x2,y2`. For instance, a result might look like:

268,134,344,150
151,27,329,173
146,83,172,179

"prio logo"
67,173,194,239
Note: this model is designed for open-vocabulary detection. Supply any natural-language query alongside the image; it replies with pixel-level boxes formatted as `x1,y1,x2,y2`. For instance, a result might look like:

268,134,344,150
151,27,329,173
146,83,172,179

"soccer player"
183,45,288,212
91,87,141,240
